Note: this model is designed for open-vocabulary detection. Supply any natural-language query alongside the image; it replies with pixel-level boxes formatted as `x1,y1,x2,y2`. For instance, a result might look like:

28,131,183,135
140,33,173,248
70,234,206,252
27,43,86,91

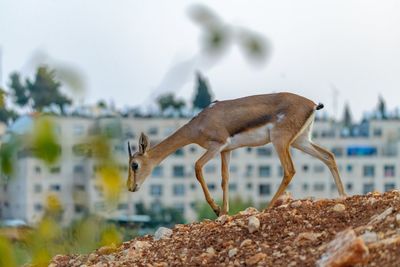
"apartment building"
1,113,400,225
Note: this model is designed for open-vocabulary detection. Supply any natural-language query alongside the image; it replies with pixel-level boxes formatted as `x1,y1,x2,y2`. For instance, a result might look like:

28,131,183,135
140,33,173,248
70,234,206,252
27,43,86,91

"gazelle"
127,92,346,216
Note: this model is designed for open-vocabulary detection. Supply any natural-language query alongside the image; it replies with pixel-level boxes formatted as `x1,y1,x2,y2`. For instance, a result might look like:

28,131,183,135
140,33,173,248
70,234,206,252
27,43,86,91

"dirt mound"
50,191,400,267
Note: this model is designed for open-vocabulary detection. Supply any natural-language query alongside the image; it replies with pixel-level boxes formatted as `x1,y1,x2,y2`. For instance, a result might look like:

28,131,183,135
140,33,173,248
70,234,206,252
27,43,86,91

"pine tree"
378,95,387,119
193,72,213,110
342,102,352,128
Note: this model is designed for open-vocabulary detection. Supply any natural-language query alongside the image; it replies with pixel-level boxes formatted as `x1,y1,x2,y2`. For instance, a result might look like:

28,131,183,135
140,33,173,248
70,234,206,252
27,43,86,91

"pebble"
396,213,400,225
332,203,346,212
245,253,267,265
240,239,253,247
154,227,173,240
248,216,260,234
361,231,378,243
228,248,238,258
206,247,215,255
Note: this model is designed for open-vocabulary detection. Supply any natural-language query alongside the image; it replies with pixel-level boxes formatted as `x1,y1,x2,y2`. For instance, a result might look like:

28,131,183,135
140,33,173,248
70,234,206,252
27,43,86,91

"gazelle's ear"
139,132,150,154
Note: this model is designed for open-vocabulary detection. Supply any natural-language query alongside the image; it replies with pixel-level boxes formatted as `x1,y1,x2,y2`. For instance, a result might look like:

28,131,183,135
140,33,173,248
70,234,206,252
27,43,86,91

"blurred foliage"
31,117,61,165
157,93,186,114
0,86,18,124
196,196,254,221
0,236,17,267
189,4,270,63
193,72,213,110
8,66,72,114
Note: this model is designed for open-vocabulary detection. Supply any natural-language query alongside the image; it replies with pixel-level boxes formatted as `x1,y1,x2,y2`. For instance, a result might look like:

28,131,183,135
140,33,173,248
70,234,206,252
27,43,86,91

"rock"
154,227,173,240
240,239,253,247
248,216,260,234
368,207,393,225
290,200,302,208
360,231,378,244
317,228,369,267
294,232,322,245
134,240,151,251
228,248,238,258
206,247,215,255
98,245,117,255
274,192,293,207
239,207,258,215
367,198,377,205
245,253,267,265
332,203,346,212
88,253,97,262
396,213,400,226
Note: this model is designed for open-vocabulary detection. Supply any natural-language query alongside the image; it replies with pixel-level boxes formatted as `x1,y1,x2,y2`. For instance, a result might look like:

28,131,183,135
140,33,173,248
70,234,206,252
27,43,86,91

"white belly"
223,123,273,151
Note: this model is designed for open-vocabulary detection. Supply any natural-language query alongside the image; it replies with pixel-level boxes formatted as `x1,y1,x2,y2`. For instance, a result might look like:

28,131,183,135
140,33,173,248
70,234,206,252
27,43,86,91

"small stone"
134,240,151,251
206,247,215,255
228,248,238,258
245,253,267,265
240,239,253,247
361,231,378,244
98,245,117,255
248,216,260,234
239,207,258,215
294,232,322,245
290,200,302,208
332,203,346,212
317,228,369,267
395,213,400,225
88,253,97,262
367,198,377,205
154,227,173,240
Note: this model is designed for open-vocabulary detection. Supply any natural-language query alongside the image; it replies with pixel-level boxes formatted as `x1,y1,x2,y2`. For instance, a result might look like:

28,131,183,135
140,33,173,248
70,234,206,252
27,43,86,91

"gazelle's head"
127,133,154,192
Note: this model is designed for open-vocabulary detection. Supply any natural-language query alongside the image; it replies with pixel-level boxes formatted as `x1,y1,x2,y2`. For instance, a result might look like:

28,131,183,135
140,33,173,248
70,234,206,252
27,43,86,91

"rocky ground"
50,191,400,266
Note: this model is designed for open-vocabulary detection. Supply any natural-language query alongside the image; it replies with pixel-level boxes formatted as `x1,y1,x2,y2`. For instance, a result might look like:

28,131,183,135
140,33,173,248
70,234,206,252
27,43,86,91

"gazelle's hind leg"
267,135,296,209
292,131,346,196
220,150,231,215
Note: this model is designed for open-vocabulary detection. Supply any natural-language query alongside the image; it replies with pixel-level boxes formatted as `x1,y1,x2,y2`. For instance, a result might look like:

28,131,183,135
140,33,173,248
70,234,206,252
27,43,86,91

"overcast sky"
1,0,400,120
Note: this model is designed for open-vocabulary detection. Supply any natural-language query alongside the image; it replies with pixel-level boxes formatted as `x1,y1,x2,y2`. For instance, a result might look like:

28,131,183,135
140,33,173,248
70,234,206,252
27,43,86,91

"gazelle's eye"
131,162,139,171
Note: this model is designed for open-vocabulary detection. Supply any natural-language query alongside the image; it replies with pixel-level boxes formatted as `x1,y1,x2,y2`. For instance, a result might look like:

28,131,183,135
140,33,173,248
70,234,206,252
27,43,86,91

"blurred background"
1,0,400,266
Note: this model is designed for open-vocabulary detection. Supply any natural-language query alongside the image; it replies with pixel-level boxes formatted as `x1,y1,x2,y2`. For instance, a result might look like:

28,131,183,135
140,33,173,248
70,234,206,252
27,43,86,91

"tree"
157,93,186,114
0,87,18,124
377,95,387,119
342,102,352,128
8,66,72,114
192,72,213,110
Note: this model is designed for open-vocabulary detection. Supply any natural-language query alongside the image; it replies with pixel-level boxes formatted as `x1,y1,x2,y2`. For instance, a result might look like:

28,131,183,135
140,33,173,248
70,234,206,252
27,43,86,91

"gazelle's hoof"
213,206,221,216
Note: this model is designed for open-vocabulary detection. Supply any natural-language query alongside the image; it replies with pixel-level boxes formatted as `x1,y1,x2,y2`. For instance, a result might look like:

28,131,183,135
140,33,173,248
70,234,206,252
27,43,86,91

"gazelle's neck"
148,125,192,165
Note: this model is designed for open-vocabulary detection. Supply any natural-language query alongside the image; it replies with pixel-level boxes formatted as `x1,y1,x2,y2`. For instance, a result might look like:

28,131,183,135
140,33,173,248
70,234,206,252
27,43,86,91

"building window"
173,184,185,196
190,183,196,190
314,164,324,173
35,166,41,174
302,165,309,172
229,165,238,173
73,125,84,136
246,183,253,190
189,146,197,153
94,202,105,211
74,165,84,174
346,164,353,173
346,183,353,191
348,146,377,157
74,185,85,191
205,165,216,174
259,184,271,196
148,127,158,135
246,165,254,177
331,147,344,157
152,166,163,177
363,165,375,177
50,167,61,174
229,183,237,192
34,184,42,193
259,166,271,177
34,203,43,212
384,165,395,177
150,185,163,196
384,183,396,192
118,203,128,210
313,183,325,191
302,183,309,191
174,148,184,156
373,128,382,137
207,183,216,190
173,165,185,177
75,204,85,213
246,147,253,153
257,148,272,157
50,184,61,191
363,183,375,194
174,203,185,214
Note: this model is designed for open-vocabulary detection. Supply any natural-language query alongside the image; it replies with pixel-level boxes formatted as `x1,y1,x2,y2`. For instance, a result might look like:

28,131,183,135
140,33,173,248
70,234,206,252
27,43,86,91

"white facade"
1,115,400,224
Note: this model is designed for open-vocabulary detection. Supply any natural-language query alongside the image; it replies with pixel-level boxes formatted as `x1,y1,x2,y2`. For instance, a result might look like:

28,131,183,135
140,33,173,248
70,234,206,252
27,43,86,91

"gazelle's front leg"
195,145,222,216
220,150,231,215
